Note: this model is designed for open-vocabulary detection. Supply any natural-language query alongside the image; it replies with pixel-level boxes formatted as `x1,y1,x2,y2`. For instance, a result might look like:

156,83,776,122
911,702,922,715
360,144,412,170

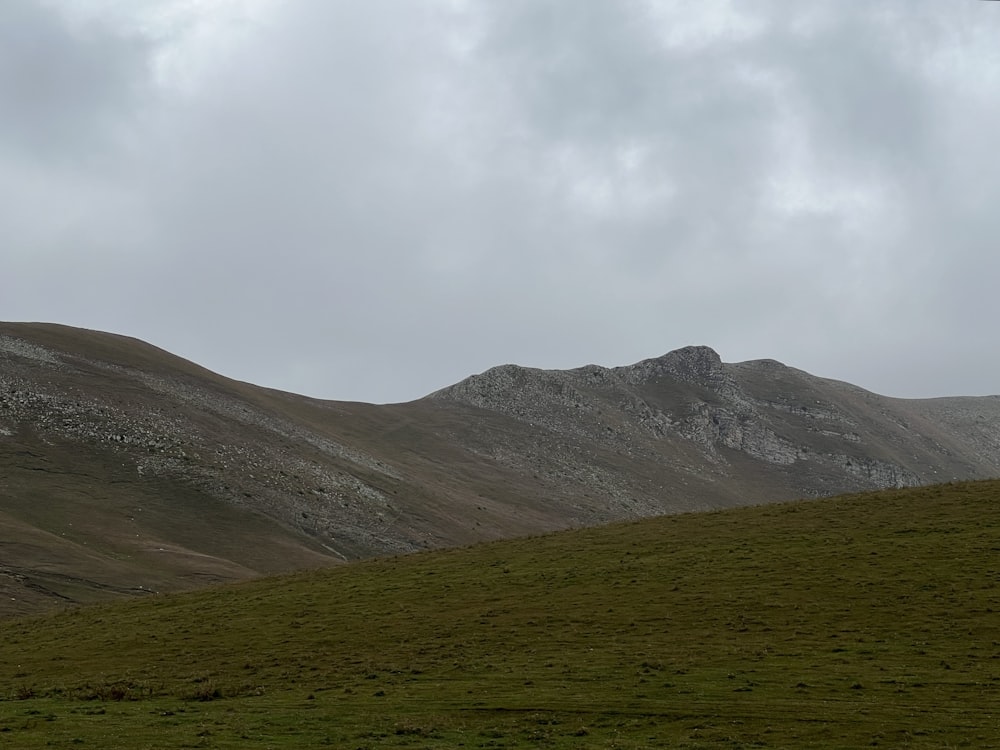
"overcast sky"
3,1,999,403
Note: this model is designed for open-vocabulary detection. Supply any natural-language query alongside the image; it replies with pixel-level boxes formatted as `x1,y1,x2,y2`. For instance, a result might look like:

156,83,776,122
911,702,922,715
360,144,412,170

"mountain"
2,322,998,616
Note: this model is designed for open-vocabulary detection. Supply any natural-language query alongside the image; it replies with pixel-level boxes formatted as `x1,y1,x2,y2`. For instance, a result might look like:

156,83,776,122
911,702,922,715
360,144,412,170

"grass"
1,479,999,748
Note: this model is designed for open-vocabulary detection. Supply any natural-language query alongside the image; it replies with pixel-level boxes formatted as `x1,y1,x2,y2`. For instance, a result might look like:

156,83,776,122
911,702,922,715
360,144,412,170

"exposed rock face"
432,345,1000,498
2,323,999,616
619,345,730,389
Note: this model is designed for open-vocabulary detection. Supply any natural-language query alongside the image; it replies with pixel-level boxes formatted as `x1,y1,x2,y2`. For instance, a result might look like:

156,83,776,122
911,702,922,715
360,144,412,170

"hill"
0,480,997,748
2,322,999,615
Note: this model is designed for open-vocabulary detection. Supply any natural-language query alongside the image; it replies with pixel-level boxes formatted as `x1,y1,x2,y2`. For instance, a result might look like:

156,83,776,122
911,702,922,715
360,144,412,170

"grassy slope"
0,480,998,748
0,432,338,617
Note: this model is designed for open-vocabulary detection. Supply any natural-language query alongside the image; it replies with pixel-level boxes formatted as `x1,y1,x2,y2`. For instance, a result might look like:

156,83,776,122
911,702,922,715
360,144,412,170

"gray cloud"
0,0,150,162
4,0,1000,402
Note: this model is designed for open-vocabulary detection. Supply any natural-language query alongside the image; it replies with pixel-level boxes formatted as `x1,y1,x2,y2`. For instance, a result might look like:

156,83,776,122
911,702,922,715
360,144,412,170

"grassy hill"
1,480,998,748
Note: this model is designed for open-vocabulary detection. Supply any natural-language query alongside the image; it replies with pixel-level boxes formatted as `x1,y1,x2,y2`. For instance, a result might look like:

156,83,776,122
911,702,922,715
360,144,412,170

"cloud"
4,0,1000,401
0,0,151,162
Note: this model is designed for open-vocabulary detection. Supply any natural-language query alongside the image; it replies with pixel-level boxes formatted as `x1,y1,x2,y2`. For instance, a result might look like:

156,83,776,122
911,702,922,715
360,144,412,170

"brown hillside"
2,323,998,616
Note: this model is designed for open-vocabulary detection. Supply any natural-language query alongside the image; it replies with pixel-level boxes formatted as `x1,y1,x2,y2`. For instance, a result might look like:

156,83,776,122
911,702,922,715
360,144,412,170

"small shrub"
74,680,153,702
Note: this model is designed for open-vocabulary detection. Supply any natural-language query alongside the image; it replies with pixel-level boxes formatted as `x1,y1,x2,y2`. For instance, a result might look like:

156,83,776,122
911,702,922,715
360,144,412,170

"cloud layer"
4,0,999,402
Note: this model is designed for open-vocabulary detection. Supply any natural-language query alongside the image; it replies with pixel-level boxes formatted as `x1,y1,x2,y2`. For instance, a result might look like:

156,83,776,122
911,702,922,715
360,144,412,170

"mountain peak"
657,345,723,370
617,345,725,386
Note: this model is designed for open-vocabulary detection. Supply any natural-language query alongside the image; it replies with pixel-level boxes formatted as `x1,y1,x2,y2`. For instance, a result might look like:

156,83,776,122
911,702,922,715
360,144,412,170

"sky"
3,0,999,403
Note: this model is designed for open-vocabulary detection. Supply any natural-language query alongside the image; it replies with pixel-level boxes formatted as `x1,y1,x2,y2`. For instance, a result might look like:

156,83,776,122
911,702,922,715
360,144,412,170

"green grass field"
1,480,998,748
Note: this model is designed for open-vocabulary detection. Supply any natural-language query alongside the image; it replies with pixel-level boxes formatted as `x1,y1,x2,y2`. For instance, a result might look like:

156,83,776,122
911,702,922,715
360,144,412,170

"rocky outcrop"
432,344,1000,496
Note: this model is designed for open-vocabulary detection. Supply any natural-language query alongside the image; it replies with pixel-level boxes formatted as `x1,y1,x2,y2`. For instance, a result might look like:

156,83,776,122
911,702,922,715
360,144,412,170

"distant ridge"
2,322,999,615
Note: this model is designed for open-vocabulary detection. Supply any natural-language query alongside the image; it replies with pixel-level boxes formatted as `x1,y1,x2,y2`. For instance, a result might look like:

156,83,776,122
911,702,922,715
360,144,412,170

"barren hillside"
2,323,998,615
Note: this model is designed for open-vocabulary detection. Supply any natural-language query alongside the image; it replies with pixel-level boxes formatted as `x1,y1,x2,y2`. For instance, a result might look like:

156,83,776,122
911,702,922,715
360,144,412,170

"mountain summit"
2,322,998,615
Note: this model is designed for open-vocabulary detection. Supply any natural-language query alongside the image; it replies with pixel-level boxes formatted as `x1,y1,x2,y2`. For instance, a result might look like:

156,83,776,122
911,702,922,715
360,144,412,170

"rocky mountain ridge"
2,323,998,616
433,344,999,490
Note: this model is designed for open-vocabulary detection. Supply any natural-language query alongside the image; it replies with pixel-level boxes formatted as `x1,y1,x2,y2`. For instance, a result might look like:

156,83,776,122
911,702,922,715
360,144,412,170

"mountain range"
2,322,998,616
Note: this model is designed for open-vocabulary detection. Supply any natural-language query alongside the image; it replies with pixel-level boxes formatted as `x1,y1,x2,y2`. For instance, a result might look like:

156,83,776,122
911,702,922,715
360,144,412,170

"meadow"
1,480,998,748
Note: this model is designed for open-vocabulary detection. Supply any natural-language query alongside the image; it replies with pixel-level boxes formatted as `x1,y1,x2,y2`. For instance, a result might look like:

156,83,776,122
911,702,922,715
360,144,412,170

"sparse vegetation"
1,479,998,747
4,322,1000,623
